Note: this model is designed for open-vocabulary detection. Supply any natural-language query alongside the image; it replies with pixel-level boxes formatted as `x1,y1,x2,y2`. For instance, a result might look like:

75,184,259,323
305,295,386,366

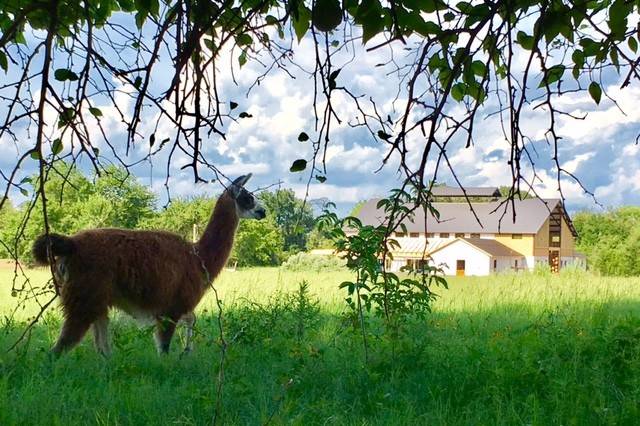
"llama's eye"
237,191,254,209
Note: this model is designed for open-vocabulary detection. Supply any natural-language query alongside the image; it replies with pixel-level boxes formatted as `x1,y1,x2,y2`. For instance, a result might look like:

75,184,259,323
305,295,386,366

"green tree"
142,196,214,242
231,219,284,267
0,164,157,262
574,207,640,276
259,189,315,253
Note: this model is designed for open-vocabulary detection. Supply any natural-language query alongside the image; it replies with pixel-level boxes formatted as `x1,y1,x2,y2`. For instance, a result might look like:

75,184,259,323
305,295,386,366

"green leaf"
133,76,142,89
315,175,327,183
580,38,600,57
328,68,341,89
54,68,79,82
19,188,28,197
516,31,534,50
451,82,466,101
89,107,103,117
298,132,309,142
377,130,391,140
230,101,238,110
238,50,247,67
30,150,40,160
92,147,100,156
0,51,7,72
292,6,311,42
204,38,215,51
629,37,638,53
355,0,384,44
52,138,63,155
538,64,565,87
609,0,631,40
471,60,486,77
236,33,252,47
290,159,307,172
588,82,602,105
135,10,147,29
239,112,253,118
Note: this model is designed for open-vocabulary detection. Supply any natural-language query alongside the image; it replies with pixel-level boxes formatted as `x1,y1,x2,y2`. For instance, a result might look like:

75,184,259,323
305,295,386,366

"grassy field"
1,267,639,425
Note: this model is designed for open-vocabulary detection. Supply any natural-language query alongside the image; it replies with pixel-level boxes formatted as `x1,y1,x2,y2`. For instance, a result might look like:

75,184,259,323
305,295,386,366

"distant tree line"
0,165,332,267
573,207,640,276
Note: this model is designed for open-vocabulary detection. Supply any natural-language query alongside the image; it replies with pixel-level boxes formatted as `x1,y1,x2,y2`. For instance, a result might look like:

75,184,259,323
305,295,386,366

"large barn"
354,187,584,276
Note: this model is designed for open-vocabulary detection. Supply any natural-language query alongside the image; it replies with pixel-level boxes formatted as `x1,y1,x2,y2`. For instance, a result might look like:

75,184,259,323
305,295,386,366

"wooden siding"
494,234,534,256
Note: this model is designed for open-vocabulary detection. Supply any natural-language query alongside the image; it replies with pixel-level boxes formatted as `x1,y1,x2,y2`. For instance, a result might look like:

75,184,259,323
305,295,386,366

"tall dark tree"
259,189,315,252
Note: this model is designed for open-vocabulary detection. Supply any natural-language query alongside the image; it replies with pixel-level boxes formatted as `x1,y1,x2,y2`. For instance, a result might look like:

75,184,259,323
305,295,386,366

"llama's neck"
196,192,239,281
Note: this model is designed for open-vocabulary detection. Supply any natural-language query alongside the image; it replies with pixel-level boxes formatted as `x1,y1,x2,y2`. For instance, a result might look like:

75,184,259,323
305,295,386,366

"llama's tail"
32,234,75,265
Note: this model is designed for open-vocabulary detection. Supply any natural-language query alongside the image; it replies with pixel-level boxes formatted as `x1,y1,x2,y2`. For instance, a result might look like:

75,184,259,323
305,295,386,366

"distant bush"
281,252,344,272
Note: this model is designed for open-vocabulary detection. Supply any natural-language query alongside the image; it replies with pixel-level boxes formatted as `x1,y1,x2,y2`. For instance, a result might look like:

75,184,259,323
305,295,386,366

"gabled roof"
458,238,523,257
430,186,501,198
357,198,565,234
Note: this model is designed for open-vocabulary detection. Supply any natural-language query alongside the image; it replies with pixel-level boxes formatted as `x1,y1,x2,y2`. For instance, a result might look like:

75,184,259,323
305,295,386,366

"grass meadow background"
1,266,639,425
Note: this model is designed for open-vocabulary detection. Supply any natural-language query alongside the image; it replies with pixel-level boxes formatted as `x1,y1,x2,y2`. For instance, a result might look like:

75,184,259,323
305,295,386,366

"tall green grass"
1,267,639,425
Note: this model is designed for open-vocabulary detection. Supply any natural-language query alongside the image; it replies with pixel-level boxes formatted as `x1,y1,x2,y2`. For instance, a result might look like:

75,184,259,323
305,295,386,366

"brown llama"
32,174,265,356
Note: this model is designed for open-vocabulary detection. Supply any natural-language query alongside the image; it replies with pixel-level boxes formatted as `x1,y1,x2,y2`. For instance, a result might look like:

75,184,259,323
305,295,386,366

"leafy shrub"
281,252,344,272
223,281,320,343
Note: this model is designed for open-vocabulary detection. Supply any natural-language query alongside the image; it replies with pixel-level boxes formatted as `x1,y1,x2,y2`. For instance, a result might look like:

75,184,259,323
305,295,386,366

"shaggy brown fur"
33,175,265,356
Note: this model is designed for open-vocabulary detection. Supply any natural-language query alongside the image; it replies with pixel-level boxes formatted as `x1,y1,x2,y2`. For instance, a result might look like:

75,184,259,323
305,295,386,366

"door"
456,260,465,276
549,251,560,273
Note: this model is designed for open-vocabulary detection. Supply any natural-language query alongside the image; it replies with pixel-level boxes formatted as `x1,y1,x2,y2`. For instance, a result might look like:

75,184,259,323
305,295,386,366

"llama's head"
228,174,266,219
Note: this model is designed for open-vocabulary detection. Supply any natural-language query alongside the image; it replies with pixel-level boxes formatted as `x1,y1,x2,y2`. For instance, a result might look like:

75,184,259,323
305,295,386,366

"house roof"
456,238,524,257
357,198,566,234
395,237,524,258
430,186,501,198
390,238,450,257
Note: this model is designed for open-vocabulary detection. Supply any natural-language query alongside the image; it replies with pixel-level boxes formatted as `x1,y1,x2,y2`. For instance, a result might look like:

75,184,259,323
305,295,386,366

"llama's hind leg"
155,316,178,354
181,311,196,354
92,314,111,357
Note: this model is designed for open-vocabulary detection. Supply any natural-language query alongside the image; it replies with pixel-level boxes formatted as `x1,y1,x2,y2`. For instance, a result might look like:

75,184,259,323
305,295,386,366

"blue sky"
2,17,640,216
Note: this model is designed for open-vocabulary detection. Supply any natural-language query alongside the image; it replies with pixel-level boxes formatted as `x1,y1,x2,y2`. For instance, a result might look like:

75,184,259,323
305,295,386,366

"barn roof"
381,237,523,258
357,198,567,234
458,238,524,257
430,186,501,198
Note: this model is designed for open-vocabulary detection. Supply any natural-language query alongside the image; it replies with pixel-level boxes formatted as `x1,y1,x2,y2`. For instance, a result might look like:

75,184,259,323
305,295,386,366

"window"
426,233,435,238
395,232,406,238
455,233,465,238
470,233,480,238
515,259,519,268
409,232,420,238
512,234,523,239
440,233,450,238
493,259,497,270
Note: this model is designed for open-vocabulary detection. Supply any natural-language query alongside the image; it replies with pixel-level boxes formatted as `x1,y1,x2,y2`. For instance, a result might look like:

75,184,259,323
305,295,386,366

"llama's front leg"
182,311,196,354
92,314,111,357
51,316,92,356
155,316,178,354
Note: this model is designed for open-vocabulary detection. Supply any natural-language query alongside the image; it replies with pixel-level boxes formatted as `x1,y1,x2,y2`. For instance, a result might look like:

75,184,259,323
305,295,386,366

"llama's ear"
232,173,252,188
229,174,252,198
